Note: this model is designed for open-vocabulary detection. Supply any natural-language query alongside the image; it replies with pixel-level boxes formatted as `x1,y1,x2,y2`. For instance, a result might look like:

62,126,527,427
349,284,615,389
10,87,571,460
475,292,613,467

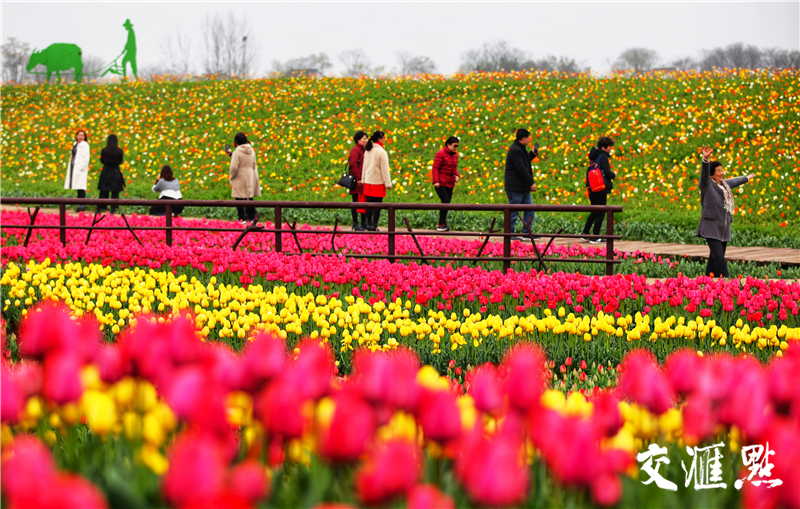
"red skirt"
363,183,386,198
356,193,367,214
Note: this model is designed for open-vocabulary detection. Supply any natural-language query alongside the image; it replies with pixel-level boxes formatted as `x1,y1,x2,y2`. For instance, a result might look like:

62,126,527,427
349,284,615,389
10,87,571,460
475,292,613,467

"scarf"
376,140,385,147
715,179,735,215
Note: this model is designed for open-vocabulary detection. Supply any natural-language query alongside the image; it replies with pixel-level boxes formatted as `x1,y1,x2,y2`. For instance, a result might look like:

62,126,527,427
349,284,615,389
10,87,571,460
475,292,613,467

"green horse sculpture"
27,43,84,84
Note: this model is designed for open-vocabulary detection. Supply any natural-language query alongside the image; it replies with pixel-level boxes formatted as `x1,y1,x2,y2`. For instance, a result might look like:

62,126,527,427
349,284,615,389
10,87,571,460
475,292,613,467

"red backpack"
586,155,606,192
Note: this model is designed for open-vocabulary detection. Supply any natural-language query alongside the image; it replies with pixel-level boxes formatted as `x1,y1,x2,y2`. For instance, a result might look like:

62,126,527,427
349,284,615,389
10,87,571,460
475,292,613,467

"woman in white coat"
64,129,90,212
361,130,393,231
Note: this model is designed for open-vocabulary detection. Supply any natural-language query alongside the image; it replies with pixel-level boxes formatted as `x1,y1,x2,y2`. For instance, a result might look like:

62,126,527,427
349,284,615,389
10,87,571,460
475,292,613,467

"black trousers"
236,198,257,221
97,191,120,213
706,238,728,278
435,185,454,226
582,191,607,235
366,196,383,225
351,193,366,226
77,189,86,199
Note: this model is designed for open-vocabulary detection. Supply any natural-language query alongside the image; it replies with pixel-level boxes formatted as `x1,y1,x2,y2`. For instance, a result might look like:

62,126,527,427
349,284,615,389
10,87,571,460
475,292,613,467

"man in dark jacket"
504,128,538,239
581,137,617,243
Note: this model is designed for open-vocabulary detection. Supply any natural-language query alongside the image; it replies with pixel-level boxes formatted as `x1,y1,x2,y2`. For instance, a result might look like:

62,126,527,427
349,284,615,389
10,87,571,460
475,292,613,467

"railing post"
165,204,173,247
388,208,395,263
59,203,66,246
503,208,511,273
274,206,282,253
606,209,615,276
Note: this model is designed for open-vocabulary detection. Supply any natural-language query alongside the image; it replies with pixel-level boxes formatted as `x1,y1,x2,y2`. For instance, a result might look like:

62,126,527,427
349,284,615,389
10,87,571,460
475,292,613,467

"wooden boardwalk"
2,204,798,266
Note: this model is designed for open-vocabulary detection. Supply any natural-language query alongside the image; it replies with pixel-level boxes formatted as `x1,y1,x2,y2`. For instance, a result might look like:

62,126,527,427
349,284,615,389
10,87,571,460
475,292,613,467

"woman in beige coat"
362,130,393,231
229,132,260,225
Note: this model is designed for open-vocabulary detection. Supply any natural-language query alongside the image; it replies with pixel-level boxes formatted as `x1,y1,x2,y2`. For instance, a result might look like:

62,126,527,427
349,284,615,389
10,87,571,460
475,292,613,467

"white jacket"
64,140,90,190
362,144,393,187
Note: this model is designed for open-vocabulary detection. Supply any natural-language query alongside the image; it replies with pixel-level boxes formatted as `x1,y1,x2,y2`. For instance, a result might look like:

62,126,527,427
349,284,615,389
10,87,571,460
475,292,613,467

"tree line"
2,12,798,84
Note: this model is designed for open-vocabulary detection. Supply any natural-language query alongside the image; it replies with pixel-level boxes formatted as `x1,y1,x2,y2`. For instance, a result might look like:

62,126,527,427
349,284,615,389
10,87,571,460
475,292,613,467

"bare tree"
761,48,800,69
2,37,32,84
460,40,532,73
614,48,659,73
202,11,258,77
339,49,380,77
271,53,332,77
670,57,698,71
395,52,436,75
161,28,193,76
528,55,587,73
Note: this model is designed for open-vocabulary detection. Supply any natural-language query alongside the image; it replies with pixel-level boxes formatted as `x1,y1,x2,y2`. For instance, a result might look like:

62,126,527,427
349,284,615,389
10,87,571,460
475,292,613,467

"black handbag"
337,162,356,190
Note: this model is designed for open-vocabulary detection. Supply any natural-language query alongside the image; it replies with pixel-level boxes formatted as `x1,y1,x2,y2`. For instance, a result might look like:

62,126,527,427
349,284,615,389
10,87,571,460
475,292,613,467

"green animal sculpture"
27,43,84,84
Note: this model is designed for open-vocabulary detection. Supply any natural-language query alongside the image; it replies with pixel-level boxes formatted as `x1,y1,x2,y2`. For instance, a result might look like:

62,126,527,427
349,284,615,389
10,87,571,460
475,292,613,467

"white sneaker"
590,238,606,244
436,225,449,232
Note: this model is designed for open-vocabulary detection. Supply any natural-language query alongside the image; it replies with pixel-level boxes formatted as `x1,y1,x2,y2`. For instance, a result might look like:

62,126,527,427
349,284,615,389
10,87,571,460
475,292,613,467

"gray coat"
696,160,749,242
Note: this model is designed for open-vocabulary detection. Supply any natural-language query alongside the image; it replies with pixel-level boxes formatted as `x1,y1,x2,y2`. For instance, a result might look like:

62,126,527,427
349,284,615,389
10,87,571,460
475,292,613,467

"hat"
123,19,134,29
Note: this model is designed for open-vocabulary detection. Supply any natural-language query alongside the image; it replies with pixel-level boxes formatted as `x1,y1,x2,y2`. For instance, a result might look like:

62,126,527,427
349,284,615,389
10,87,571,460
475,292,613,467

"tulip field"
2,70,800,508
2,207,800,508
1,70,798,245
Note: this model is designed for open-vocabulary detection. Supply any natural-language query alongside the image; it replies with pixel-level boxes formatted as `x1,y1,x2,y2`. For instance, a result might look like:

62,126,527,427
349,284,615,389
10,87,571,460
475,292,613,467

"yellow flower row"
2,260,797,356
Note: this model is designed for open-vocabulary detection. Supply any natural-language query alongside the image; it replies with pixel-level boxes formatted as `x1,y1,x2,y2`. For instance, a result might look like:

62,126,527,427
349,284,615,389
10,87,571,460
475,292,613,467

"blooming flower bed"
2,304,798,508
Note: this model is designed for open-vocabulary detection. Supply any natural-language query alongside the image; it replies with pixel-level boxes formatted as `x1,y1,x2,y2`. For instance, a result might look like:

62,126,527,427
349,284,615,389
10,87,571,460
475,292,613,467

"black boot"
353,222,364,231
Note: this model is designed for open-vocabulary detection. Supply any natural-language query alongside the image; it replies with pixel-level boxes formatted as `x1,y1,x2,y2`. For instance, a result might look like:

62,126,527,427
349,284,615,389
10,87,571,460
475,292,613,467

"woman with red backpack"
581,137,616,243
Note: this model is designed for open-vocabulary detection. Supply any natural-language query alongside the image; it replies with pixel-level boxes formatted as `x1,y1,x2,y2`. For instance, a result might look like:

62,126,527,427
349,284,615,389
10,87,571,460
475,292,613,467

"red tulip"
456,430,528,507
416,388,463,443
591,393,623,438
580,359,587,370
1,436,56,498
356,439,421,505
162,432,228,507
1,363,23,422
353,348,420,411
406,484,455,509
319,390,375,462
591,471,623,507
619,349,674,415
292,339,335,400
95,344,126,383
240,331,286,392
469,363,505,416
664,348,699,396
503,343,547,411
228,460,270,504
255,375,310,439
42,352,84,404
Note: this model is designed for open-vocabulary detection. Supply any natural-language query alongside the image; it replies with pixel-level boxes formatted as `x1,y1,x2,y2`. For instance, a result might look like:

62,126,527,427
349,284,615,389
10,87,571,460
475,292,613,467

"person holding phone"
432,136,460,232
581,136,616,243
697,145,755,278
504,128,539,241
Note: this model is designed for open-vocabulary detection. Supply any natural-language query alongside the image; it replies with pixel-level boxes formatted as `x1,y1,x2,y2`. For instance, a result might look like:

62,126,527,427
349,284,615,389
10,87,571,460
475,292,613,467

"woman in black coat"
697,145,754,278
97,134,126,214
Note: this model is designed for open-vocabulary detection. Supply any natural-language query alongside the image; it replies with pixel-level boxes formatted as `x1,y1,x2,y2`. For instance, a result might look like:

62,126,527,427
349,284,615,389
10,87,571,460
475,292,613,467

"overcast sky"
2,1,798,76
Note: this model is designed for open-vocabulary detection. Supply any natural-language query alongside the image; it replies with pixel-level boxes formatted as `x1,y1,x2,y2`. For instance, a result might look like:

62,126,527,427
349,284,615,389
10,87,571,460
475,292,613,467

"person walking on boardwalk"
581,137,617,244
432,136,460,232
229,132,259,226
348,130,368,231
65,129,90,212
362,130,393,232
697,145,755,278
96,134,125,214
504,128,539,241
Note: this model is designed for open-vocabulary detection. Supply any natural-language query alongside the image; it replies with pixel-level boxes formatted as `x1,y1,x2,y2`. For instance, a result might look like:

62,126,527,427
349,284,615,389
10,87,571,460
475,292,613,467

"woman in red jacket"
348,130,368,231
431,136,460,231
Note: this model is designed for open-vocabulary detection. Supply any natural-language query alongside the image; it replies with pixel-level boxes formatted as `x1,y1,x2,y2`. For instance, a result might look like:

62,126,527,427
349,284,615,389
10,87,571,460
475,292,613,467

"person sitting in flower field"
149,165,183,216
697,145,755,278
431,136,460,232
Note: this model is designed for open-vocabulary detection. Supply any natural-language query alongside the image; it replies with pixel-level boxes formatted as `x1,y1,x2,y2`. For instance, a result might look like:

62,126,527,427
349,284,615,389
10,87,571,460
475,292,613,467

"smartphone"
224,143,230,153
533,143,539,151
